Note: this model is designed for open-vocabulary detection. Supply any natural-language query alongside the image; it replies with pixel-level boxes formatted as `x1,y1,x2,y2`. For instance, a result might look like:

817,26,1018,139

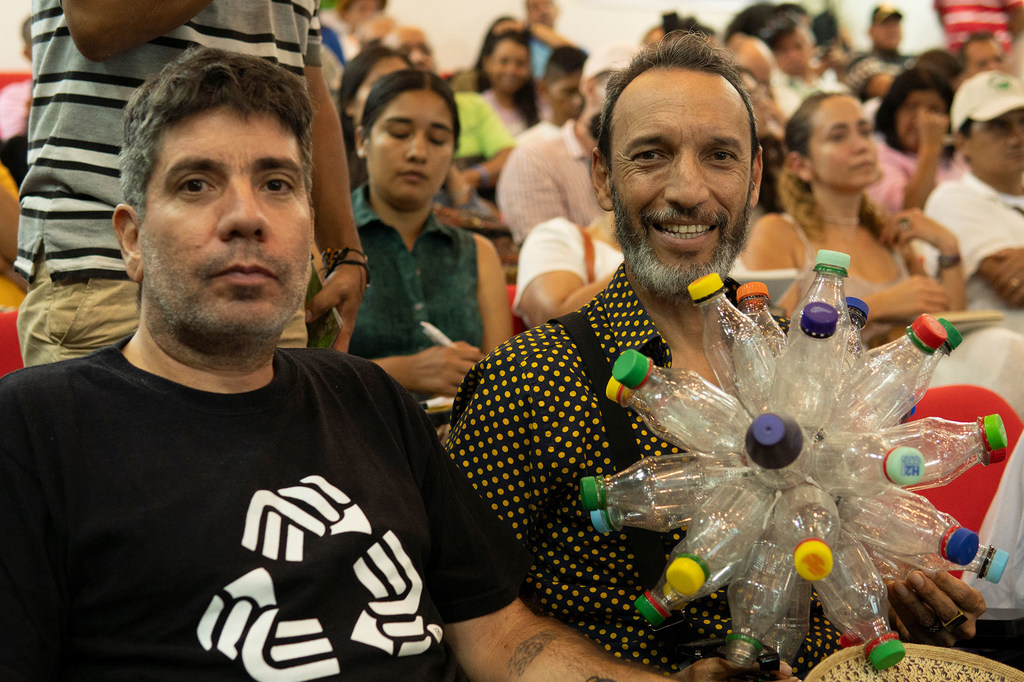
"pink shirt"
0,79,31,141
868,138,967,216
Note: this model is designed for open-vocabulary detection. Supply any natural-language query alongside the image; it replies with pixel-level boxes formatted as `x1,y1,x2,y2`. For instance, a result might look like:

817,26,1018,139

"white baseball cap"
581,43,639,84
951,70,1024,132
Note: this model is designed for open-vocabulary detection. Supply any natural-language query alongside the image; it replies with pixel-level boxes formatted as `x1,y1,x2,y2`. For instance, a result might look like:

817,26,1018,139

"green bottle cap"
884,446,925,486
634,592,667,626
687,272,725,302
937,318,963,351
982,414,1008,461
579,476,605,510
867,638,905,670
814,249,851,272
612,349,653,389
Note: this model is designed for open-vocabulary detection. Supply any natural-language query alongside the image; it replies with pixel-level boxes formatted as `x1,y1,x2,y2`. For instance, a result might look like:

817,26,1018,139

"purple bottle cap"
800,302,839,338
746,413,803,469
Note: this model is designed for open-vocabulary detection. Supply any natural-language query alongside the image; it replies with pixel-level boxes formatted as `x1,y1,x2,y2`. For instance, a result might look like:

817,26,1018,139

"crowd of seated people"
9,2,1024,678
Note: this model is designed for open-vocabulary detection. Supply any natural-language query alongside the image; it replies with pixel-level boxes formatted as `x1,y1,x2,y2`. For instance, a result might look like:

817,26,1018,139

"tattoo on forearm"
508,631,559,677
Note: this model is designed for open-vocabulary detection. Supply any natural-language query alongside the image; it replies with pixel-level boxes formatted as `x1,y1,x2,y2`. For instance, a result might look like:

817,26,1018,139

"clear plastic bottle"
610,350,750,455
815,530,906,671
723,533,798,665
791,249,852,341
664,478,776,596
769,302,842,429
844,296,869,371
919,316,963,387
829,315,948,433
763,576,812,664
880,414,1008,491
744,412,811,489
579,452,749,533
809,432,925,496
688,273,776,415
871,543,1010,584
770,483,840,581
838,486,980,566
737,281,786,358
634,568,725,626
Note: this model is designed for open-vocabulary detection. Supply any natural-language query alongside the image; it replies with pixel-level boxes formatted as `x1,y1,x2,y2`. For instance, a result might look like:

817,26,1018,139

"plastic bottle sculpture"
577,254,1010,673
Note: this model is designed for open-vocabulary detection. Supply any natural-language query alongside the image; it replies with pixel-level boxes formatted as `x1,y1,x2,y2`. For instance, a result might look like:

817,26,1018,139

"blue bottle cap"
944,527,980,565
985,549,1009,584
800,302,839,338
590,509,613,534
745,413,803,469
845,296,869,318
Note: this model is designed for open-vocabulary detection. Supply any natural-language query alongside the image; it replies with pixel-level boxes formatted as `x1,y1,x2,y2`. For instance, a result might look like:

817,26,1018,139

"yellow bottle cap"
687,273,725,302
666,554,708,595
794,539,833,581
605,377,631,404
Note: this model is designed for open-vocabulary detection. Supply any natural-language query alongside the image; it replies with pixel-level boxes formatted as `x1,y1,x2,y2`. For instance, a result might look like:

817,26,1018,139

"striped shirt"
935,0,1024,53
16,0,321,282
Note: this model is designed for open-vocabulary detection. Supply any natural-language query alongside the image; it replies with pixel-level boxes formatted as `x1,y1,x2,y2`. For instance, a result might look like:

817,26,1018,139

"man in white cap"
497,43,638,243
924,69,1024,335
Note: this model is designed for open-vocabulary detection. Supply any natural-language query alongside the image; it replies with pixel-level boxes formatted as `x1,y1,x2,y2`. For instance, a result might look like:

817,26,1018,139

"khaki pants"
17,252,306,367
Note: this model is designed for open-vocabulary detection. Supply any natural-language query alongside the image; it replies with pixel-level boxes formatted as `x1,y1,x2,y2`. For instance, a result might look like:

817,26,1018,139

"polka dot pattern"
448,265,829,673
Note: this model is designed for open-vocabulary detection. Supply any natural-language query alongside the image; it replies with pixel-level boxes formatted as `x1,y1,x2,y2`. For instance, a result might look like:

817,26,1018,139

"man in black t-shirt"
0,47,762,681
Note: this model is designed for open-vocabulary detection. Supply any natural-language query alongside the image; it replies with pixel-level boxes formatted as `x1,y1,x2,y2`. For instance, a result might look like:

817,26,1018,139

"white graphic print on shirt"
198,475,442,680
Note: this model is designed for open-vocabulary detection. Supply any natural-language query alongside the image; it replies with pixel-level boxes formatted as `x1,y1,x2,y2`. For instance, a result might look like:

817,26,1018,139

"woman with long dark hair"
476,30,539,137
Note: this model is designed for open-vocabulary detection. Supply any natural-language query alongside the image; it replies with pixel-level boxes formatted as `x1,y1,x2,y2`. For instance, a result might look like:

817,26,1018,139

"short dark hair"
597,33,758,169
120,47,313,215
337,44,411,147
544,45,587,82
959,31,1000,67
875,67,954,153
359,68,461,149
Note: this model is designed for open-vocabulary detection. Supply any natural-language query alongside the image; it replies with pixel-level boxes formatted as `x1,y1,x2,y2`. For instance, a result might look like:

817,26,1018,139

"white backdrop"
0,1,948,75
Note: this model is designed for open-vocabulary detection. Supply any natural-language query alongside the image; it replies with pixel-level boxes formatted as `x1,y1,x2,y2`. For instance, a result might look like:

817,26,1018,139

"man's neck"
975,168,1024,196
630,273,718,385
122,325,276,394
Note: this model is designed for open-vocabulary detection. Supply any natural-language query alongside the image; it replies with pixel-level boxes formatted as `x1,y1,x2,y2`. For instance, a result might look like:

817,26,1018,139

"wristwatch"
937,252,961,270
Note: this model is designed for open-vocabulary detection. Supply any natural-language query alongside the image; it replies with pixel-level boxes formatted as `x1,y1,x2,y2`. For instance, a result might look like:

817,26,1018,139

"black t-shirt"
0,344,530,680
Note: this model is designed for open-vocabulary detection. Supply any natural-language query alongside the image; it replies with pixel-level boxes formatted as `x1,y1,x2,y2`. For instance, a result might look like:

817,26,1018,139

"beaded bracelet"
321,247,370,285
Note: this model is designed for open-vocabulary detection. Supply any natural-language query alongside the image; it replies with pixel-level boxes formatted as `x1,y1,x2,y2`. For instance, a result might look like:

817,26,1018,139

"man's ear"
113,204,144,284
592,148,614,212
749,146,764,209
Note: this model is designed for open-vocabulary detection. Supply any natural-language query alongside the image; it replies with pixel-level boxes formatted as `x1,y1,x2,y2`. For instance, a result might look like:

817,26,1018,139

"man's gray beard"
141,236,307,361
611,184,754,303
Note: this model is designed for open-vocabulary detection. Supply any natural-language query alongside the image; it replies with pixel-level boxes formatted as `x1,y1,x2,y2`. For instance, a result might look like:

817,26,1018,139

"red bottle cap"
910,314,947,350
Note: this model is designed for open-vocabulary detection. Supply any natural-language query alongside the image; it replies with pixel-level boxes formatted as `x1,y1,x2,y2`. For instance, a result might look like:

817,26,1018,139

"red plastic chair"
506,284,527,335
0,309,23,377
906,385,1023,534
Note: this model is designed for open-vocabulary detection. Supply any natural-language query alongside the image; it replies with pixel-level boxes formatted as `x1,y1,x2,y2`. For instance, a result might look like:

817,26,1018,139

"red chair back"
507,284,527,335
907,385,1023,533
0,309,23,376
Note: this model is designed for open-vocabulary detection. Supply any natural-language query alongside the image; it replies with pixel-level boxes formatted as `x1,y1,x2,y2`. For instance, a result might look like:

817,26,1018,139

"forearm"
0,186,18,265
448,600,668,682
902,146,943,210
62,0,214,61
371,355,425,394
307,66,361,252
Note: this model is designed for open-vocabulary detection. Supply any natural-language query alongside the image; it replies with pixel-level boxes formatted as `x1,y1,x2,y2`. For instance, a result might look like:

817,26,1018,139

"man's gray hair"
119,47,314,216
596,32,758,166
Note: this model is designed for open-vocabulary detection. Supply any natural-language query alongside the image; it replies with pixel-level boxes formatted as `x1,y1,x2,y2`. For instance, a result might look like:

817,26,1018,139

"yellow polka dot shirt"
447,265,839,674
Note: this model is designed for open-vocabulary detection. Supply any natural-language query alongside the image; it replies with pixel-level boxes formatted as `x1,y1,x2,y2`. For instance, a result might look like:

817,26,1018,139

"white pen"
420,320,454,347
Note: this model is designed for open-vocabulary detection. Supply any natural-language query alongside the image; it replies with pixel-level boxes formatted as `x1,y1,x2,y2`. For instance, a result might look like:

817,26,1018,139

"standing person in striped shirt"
15,0,367,366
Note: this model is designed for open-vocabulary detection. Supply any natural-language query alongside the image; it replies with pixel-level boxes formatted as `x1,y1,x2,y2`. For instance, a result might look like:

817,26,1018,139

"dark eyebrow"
164,156,302,179
383,116,453,135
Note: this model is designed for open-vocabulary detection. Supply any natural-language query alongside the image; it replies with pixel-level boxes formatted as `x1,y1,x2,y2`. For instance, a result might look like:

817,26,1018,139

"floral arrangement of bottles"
579,251,1010,672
